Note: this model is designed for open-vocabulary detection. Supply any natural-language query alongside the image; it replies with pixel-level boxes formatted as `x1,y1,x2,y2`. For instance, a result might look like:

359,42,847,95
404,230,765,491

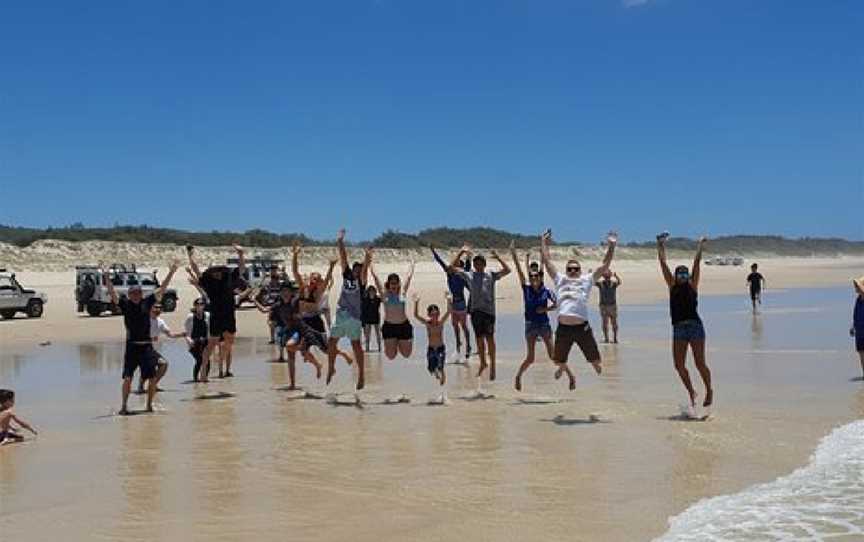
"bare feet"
340,351,354,365
356,378,365,391
145,405,154,413
477,362,488,378
118,407,130,416
689,390,698,409
514,375,522,391
554,366,564,380
590,361,602,375
703,388,713,407
326,369,335,385
315,363,322,379
569,377,576,391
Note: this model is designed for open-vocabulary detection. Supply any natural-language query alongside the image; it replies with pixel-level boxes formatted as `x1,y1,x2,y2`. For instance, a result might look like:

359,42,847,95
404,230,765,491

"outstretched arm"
370,262,384,295
448,244,470,273
186,246,202,281
336,229,349,270
614,272,622,286
691,237,706,290
155,260,180,301
540,230,558,279
592,232,618,281
291,241,306,293
233,244,246,278
491,249,511,279
360,246,373,286
101,265,119,305
323,257,338,292
412,294,428,325
10,413,37,435
403,261,415,295
431,245,449,274
657,237,674,287
252,293,272,314
510,241,526,285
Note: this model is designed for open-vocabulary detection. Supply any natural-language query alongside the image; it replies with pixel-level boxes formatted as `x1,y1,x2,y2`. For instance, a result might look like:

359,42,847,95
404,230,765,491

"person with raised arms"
510,241,558,391
657,233,714,409
187,244,245,382
430,244,472,361
326,229,372,390
104,260,179,415
540,230,615,390
596,269,622,344
448,244,511,381
371,260,415,360
413,293,452,387
290,241,354,370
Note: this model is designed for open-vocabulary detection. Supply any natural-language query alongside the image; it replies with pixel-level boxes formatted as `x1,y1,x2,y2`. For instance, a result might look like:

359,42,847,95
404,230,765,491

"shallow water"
1,287,862,541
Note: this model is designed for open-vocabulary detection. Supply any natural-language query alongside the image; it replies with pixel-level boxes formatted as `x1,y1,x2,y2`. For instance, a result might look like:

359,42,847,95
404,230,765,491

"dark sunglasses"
529,273,542,280
566,266,581,272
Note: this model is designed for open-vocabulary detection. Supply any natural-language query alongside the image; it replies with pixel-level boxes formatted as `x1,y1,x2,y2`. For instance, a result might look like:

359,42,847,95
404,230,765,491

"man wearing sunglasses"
540,230,617,389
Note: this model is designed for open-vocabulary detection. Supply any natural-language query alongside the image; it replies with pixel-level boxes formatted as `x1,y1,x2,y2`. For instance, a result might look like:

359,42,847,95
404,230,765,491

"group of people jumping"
102,229,725,417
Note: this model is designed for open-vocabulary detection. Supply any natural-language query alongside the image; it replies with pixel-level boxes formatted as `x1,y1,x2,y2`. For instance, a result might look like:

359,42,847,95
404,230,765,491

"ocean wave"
656,420,864,541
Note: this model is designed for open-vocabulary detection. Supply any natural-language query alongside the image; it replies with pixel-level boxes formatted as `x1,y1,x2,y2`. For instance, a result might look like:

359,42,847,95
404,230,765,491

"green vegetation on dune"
1,225,862,255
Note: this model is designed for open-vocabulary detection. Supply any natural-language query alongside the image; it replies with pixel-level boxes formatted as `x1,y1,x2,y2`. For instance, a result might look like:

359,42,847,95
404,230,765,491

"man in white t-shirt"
136,302,183,394
540,230,617,390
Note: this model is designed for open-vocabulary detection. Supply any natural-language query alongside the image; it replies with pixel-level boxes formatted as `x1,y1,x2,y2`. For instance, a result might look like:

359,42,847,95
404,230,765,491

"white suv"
0,269,47,319
76,265,178,317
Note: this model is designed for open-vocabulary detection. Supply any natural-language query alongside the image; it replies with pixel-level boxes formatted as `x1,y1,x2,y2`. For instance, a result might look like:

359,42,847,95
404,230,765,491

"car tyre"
26,300,43,318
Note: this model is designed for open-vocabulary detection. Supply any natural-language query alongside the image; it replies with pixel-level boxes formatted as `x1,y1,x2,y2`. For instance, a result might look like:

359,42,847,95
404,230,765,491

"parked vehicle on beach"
0,269,47,319
75,264,178,317
226,256,284,307
705,255,746,267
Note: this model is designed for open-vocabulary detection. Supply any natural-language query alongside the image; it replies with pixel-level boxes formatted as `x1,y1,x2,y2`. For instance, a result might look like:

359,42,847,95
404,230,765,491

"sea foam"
656,420,864,541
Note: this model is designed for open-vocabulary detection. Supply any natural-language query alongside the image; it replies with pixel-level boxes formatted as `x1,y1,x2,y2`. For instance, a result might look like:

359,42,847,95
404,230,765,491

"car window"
111,274,124,286
126,275,139,286
140,275,157,286
0,277,13,290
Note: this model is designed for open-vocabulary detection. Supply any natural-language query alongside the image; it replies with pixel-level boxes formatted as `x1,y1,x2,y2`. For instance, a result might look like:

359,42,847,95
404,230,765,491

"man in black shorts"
104,261,179,415
188,244,245,382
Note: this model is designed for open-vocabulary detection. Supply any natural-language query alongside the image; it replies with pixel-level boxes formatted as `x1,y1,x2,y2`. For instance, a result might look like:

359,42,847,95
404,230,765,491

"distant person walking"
747,263,766,313
596,270,622,343
540,230,615,390
657,233,713,409
851,276,864,378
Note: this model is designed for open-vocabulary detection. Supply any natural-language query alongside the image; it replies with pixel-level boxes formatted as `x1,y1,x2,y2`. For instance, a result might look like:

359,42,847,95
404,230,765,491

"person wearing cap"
448,244,511,381
540,230,615,391
183,297,211,382
851,276,864,378
187,244,245,382
103,261,179,415
657,234,713,410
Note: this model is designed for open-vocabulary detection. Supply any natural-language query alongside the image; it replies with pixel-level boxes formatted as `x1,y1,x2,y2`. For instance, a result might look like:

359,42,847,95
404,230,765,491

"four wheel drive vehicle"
76,264,179,317
226,256,284,308
0,269,48,319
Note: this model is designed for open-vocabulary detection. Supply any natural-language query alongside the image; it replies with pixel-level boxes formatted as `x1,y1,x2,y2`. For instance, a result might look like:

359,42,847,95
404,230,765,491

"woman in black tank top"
658,235,713,411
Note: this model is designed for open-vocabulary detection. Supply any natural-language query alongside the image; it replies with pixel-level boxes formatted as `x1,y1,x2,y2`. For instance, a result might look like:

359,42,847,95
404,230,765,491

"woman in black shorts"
657,234,713,409
371,261,415,360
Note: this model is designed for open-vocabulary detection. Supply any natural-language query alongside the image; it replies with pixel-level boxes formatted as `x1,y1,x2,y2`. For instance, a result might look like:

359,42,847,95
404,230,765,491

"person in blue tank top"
509,242,558,392
851,276,864,378
658,233,713,410
431,244,472,361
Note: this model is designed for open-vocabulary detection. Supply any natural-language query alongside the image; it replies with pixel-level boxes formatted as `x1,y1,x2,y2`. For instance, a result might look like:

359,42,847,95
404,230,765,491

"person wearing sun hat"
851,276,864,377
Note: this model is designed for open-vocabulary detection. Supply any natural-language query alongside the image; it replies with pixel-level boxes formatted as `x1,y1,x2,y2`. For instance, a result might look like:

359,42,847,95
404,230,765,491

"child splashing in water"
371,260,415,360
413,294,452,386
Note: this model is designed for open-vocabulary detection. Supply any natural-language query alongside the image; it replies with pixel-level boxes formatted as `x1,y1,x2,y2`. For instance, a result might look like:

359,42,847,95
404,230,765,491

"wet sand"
2,286,863,541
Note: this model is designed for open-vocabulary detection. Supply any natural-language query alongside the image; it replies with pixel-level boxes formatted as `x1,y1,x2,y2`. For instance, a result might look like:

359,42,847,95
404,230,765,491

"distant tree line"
1,225,862,255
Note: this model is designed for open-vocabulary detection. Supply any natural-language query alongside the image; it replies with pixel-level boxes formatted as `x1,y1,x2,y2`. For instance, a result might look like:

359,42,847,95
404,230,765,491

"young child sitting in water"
413,294,452,386
0,389,37,445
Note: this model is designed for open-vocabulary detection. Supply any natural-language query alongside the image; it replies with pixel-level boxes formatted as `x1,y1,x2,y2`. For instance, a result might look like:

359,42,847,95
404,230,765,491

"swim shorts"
330,310,362,342
382,320,414,341
553,322,600,364
673,319,706,342
470,310,496,337
427,345,446,374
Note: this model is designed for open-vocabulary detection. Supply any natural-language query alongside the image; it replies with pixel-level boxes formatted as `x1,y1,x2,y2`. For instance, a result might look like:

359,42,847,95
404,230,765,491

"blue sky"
1,1,861,242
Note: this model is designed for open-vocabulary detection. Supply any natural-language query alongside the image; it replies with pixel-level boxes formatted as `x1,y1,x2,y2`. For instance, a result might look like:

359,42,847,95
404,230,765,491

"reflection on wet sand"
1,287,863,541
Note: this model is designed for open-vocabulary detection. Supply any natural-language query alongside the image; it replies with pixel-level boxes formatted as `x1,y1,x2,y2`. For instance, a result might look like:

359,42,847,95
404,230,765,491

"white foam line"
655,420,864,541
